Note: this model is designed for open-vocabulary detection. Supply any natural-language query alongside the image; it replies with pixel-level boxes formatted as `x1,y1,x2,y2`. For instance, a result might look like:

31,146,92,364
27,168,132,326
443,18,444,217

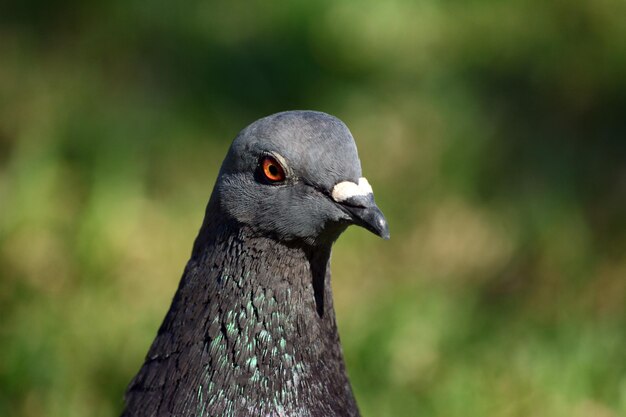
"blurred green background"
1,1,625,416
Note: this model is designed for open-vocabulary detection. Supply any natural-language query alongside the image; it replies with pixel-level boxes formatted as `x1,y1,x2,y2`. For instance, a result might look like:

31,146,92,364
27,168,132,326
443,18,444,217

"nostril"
338,193,375,209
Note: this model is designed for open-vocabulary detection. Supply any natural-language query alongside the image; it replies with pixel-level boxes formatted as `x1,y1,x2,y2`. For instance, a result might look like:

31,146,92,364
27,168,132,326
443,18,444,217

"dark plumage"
121,111,388,417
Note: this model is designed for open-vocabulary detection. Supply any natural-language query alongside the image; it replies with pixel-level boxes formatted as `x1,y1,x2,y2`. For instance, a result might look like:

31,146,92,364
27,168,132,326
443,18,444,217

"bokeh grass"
1,1,625,416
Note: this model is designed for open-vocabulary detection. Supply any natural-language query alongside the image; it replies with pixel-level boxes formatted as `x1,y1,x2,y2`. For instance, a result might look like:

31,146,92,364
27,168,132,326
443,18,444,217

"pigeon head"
214,110,389,245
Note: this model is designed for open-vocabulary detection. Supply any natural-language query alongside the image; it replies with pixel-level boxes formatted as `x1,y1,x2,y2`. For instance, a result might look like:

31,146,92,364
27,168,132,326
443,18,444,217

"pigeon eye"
260,155,286,183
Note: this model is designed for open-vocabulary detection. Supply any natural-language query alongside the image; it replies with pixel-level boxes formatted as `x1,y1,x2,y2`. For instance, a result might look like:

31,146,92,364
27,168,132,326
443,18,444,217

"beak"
340,195,390,239
331,178,390,240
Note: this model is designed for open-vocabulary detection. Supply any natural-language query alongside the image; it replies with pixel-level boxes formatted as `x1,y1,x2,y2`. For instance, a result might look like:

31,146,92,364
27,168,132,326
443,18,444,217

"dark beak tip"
379,221,390,240
356,205,389,240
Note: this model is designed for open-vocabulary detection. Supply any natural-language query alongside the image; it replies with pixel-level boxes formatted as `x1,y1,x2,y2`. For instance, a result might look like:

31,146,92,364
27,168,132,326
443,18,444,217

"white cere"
331,177,373,202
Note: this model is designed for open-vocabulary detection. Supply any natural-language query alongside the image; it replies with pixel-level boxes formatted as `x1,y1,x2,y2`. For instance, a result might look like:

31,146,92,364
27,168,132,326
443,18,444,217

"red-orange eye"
261,155,286,182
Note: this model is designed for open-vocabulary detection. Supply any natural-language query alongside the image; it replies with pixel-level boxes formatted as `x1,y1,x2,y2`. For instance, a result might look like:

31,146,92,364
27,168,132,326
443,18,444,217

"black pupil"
268,164,279,177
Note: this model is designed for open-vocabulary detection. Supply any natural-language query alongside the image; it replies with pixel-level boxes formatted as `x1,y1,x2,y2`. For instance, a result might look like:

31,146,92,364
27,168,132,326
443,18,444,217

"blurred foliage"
1,1,625,416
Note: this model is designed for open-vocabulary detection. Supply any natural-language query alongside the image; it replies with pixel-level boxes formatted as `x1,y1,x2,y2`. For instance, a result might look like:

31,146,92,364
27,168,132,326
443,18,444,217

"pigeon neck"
193,198,338,319
123,197,360,417
151,214,358,415
195,218,336,324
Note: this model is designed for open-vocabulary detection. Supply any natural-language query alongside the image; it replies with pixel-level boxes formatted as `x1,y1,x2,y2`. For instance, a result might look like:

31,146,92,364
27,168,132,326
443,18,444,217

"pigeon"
121,110,389,417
